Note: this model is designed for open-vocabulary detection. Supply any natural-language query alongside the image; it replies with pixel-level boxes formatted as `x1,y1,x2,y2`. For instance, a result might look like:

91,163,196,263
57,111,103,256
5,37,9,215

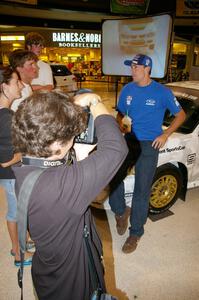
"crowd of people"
0,31,186,300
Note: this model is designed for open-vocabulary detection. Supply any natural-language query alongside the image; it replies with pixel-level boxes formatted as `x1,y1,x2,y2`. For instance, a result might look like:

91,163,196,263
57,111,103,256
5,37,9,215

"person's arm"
0,152,21,168
31,84,54,91
74,93,110,118
152,109,186,149
31,62,54,91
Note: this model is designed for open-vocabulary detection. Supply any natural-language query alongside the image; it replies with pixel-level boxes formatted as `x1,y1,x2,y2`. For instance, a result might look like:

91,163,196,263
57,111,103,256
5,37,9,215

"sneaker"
115,206,131,235
14,256,32,267
122,235,140,254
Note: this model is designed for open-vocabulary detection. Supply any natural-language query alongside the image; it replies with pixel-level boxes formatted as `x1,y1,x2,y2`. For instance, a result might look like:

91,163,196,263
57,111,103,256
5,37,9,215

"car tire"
149,163,183,214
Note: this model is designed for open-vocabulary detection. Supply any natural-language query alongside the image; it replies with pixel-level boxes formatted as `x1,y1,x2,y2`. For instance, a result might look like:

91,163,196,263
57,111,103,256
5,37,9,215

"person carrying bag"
12,91,127,299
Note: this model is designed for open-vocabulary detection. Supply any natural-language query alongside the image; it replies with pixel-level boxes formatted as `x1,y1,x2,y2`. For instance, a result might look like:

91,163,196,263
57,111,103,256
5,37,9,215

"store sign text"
52,32,101,48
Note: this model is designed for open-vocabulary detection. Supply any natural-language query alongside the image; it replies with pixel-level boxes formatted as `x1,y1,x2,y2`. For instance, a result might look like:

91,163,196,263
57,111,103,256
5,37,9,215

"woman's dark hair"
0,65,14,86
12,91,88,157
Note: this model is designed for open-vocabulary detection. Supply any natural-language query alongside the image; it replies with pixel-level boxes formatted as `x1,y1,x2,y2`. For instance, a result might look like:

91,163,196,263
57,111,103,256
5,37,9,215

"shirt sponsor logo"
145,99,156,106
126,95,132,105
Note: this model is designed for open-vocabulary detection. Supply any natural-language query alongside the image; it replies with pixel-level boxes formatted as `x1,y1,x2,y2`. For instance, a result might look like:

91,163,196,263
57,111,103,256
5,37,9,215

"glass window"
163,97,199,134
50,65,72,76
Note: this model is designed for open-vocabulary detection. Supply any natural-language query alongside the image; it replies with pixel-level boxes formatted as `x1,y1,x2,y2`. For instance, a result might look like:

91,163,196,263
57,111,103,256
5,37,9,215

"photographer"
11,91,128,300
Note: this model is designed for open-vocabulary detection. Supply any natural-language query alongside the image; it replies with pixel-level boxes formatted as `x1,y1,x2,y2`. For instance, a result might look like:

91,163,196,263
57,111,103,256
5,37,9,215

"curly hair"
9,49,38,69
25,32,45,48
11,91,88,158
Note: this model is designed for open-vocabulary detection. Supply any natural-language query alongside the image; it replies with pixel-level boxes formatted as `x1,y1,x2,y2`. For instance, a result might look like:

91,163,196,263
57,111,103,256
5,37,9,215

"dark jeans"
109,133,141,193
109,140,159,237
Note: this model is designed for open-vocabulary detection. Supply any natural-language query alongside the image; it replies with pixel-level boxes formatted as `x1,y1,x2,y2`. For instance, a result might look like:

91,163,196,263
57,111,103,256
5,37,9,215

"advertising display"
102,14,173,78
176,0,199,17
110,0,150,14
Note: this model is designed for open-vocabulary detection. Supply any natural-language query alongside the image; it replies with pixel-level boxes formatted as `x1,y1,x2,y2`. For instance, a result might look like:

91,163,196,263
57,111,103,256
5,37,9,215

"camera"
74,89,97,145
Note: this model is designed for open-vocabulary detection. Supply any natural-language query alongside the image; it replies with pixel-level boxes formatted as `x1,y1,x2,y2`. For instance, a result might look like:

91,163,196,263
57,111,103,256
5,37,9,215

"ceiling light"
1,36,25,41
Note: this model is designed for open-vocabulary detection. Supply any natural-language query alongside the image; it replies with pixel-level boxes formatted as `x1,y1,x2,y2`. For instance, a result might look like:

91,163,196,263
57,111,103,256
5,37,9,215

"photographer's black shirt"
13,115,128,300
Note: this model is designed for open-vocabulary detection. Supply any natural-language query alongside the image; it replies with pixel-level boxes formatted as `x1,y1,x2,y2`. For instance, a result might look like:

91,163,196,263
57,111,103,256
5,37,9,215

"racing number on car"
187,153,196,165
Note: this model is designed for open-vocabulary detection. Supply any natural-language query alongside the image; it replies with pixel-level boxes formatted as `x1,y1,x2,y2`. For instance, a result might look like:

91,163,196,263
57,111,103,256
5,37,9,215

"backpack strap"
17,168,46,300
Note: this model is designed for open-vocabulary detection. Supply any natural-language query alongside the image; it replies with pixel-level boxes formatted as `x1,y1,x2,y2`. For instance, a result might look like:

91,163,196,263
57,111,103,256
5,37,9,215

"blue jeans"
0,179,17,222
109,141,159,237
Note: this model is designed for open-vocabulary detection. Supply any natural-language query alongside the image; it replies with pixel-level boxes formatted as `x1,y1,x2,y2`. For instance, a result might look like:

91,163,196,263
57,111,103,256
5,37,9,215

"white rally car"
93,81,199,214
148,81,199,213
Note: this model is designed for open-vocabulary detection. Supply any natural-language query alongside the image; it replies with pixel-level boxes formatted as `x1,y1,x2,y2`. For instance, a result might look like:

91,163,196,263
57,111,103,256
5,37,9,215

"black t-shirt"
13,115,128,300
0,108,15,179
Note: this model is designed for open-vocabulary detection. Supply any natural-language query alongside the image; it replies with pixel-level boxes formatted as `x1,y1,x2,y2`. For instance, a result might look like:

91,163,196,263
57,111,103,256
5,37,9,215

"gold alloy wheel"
150,174,178,209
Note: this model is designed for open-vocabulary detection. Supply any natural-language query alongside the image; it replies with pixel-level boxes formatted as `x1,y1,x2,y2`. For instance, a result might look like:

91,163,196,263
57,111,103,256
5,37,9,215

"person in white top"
9,49,39,111
25,32,54,91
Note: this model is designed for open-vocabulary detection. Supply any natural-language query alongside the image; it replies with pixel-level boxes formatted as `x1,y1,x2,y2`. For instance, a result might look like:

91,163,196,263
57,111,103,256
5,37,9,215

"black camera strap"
83,223,118,300
22,157,67,168
83,224,103,299
21,149,76,168
17,168,46,300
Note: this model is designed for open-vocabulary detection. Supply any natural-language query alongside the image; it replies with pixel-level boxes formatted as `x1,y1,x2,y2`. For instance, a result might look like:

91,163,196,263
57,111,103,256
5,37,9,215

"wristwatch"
90,97,100,106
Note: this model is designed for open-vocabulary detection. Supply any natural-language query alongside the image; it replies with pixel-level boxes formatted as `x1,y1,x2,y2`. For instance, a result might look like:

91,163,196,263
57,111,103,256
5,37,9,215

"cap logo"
124,54,152,70
132,59,138,65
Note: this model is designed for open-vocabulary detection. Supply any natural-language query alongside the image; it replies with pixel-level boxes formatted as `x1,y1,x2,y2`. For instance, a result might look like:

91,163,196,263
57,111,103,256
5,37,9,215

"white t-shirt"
11,83,33,112
31,60,53,86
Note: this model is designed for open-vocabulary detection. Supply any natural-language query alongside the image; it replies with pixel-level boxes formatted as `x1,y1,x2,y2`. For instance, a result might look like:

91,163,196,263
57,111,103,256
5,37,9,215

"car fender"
158,131,197,187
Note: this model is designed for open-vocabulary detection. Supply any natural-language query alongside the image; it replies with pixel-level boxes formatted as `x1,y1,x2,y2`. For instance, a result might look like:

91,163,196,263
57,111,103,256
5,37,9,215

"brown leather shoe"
115,206,131,235
122,235,140,254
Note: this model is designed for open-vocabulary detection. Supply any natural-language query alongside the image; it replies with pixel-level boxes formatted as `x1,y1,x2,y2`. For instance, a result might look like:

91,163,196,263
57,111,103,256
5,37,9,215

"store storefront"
169,35,199,81
0,29,102,78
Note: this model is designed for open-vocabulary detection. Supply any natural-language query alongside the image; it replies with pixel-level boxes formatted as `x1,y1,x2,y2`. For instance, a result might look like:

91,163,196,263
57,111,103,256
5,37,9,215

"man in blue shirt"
109,54,186,254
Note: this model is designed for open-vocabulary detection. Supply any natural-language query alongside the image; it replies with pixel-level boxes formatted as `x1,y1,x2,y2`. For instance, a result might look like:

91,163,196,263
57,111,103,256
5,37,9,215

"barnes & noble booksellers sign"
52,32,101,48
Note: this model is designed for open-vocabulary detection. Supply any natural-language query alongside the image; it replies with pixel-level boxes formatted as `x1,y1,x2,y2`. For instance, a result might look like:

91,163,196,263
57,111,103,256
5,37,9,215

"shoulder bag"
83,224,118,300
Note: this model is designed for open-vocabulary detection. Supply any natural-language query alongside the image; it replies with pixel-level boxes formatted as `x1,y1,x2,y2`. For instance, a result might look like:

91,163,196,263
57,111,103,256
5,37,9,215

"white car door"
188,124,199,187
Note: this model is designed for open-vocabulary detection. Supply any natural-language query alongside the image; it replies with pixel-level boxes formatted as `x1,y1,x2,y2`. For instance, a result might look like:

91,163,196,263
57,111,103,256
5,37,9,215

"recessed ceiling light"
0,25,16,28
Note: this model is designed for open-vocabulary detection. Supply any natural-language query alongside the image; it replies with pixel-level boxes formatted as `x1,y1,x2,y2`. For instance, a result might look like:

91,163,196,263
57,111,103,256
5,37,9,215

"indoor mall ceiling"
0,0,199,36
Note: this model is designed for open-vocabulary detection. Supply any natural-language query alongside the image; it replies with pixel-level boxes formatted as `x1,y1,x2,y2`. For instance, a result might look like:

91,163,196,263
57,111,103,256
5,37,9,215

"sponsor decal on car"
174,91,198,101
159,145,185,154
187,153,196,165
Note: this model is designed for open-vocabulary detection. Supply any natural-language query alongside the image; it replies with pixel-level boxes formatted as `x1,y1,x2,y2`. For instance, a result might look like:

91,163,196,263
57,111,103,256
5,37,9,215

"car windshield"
50,65,72,76
163,97,199,134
